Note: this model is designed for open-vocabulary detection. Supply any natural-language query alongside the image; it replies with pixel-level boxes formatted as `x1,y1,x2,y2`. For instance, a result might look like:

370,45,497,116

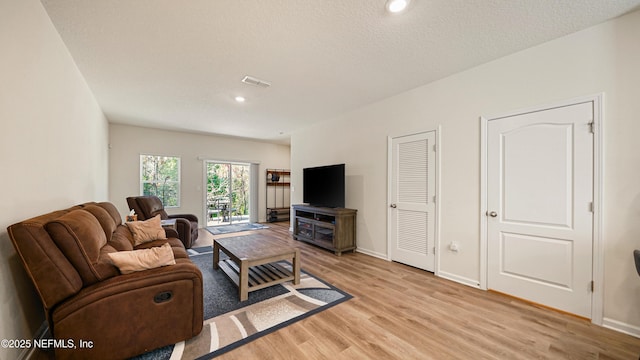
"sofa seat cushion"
46,210,119,286
108,243,176,274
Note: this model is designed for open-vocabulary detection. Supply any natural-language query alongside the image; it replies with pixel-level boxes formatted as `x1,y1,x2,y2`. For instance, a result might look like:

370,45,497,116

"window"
140,155,180,207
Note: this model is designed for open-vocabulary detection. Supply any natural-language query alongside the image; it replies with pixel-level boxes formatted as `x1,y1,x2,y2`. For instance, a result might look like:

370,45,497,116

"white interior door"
389,131,436,272
487,102,594,318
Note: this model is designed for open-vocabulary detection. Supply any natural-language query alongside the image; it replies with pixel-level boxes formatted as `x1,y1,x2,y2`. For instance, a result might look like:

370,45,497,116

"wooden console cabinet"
292,204,357,256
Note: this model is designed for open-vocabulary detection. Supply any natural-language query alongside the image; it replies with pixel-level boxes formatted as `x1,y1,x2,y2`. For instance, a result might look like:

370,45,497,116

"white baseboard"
602,317,640,338
355,247,388,260
437,270,481,289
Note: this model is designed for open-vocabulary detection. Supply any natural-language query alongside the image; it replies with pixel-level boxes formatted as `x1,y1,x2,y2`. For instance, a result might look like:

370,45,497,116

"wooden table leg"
293,249,300,285
213,242,220,269
239,260,249,301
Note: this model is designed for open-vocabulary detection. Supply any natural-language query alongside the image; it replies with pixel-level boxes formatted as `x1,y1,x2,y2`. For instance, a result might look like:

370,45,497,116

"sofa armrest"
51,261,203,360
167,217,196,248
164,227,179,239
168,214,198,223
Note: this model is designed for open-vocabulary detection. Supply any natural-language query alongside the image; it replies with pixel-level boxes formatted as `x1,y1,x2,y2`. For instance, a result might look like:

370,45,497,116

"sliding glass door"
205,161,251,226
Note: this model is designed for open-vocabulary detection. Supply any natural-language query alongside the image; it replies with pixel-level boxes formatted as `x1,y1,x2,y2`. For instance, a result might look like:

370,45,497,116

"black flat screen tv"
303,164,345,208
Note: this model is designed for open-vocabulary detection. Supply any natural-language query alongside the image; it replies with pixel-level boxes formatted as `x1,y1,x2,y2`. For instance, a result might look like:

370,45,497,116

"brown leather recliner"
127,196,198,249
7,202,203,360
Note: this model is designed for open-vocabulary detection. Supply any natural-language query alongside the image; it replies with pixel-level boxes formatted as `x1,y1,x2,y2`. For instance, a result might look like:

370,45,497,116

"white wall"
291,10,640,334
0,0,109,358
109,124,290,223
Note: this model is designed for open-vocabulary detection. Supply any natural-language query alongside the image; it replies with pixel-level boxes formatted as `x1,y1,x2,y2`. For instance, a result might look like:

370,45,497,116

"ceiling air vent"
241,75,271,88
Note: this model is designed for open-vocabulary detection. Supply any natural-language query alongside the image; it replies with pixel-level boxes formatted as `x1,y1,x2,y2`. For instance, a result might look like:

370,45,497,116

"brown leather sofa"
7,202,203,360
127,196,198,248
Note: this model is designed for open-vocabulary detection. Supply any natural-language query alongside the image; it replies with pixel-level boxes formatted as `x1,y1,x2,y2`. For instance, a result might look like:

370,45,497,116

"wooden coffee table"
213,233,300,301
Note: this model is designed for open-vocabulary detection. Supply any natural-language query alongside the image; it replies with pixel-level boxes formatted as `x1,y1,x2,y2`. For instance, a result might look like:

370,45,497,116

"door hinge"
433,195,436,203
589,202,594,212
433,144,437,152
590,281,594,292
588,122,595,134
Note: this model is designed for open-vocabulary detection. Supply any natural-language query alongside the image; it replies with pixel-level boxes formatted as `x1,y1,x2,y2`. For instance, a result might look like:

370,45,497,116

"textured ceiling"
41,0,640,144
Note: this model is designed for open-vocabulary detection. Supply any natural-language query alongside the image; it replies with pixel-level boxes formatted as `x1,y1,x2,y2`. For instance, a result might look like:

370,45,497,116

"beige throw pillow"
126,215,166,246
108,243,175,274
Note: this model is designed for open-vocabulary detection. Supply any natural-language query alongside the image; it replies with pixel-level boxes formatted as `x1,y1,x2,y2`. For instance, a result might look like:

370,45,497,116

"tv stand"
292,204,357,256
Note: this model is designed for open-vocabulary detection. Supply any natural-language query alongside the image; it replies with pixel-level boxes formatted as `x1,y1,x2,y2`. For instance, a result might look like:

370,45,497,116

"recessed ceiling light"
386,0,411,13
235,96,245,103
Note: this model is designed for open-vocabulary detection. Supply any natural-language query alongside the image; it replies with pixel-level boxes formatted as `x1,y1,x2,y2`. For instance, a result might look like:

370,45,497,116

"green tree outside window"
140,155,180,207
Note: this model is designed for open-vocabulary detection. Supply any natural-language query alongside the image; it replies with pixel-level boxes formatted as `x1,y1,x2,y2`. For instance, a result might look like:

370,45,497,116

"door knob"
390,204,397,208
488,211,497,217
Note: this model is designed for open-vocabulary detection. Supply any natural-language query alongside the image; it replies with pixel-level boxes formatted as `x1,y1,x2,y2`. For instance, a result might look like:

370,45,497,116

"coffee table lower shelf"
218,259,296,298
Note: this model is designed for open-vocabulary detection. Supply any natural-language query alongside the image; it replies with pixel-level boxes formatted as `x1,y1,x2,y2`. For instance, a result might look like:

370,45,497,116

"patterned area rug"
133,249,351,359
206,223,269,235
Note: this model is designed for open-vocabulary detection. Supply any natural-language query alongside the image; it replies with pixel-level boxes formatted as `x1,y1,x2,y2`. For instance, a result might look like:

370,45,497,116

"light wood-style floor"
195,223,640,360
34,223,640,359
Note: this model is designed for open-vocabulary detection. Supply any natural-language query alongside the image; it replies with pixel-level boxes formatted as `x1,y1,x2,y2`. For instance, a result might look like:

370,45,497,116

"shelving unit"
292,204,357,256
266,169,291,222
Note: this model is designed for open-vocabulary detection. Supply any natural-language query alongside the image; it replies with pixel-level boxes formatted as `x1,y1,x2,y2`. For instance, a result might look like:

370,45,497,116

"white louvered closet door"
389,131,436,272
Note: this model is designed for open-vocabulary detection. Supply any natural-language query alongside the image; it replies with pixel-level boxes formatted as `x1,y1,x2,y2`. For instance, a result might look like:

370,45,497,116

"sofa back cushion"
96,202,122,227
7,210,84,312
109,226,135,251
83,204,117,242
46,210,119,286
136,196,169,220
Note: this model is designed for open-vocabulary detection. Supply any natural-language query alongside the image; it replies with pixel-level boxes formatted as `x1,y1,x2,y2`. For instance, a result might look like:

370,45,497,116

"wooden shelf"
266,169,290,222
219,259,294,292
